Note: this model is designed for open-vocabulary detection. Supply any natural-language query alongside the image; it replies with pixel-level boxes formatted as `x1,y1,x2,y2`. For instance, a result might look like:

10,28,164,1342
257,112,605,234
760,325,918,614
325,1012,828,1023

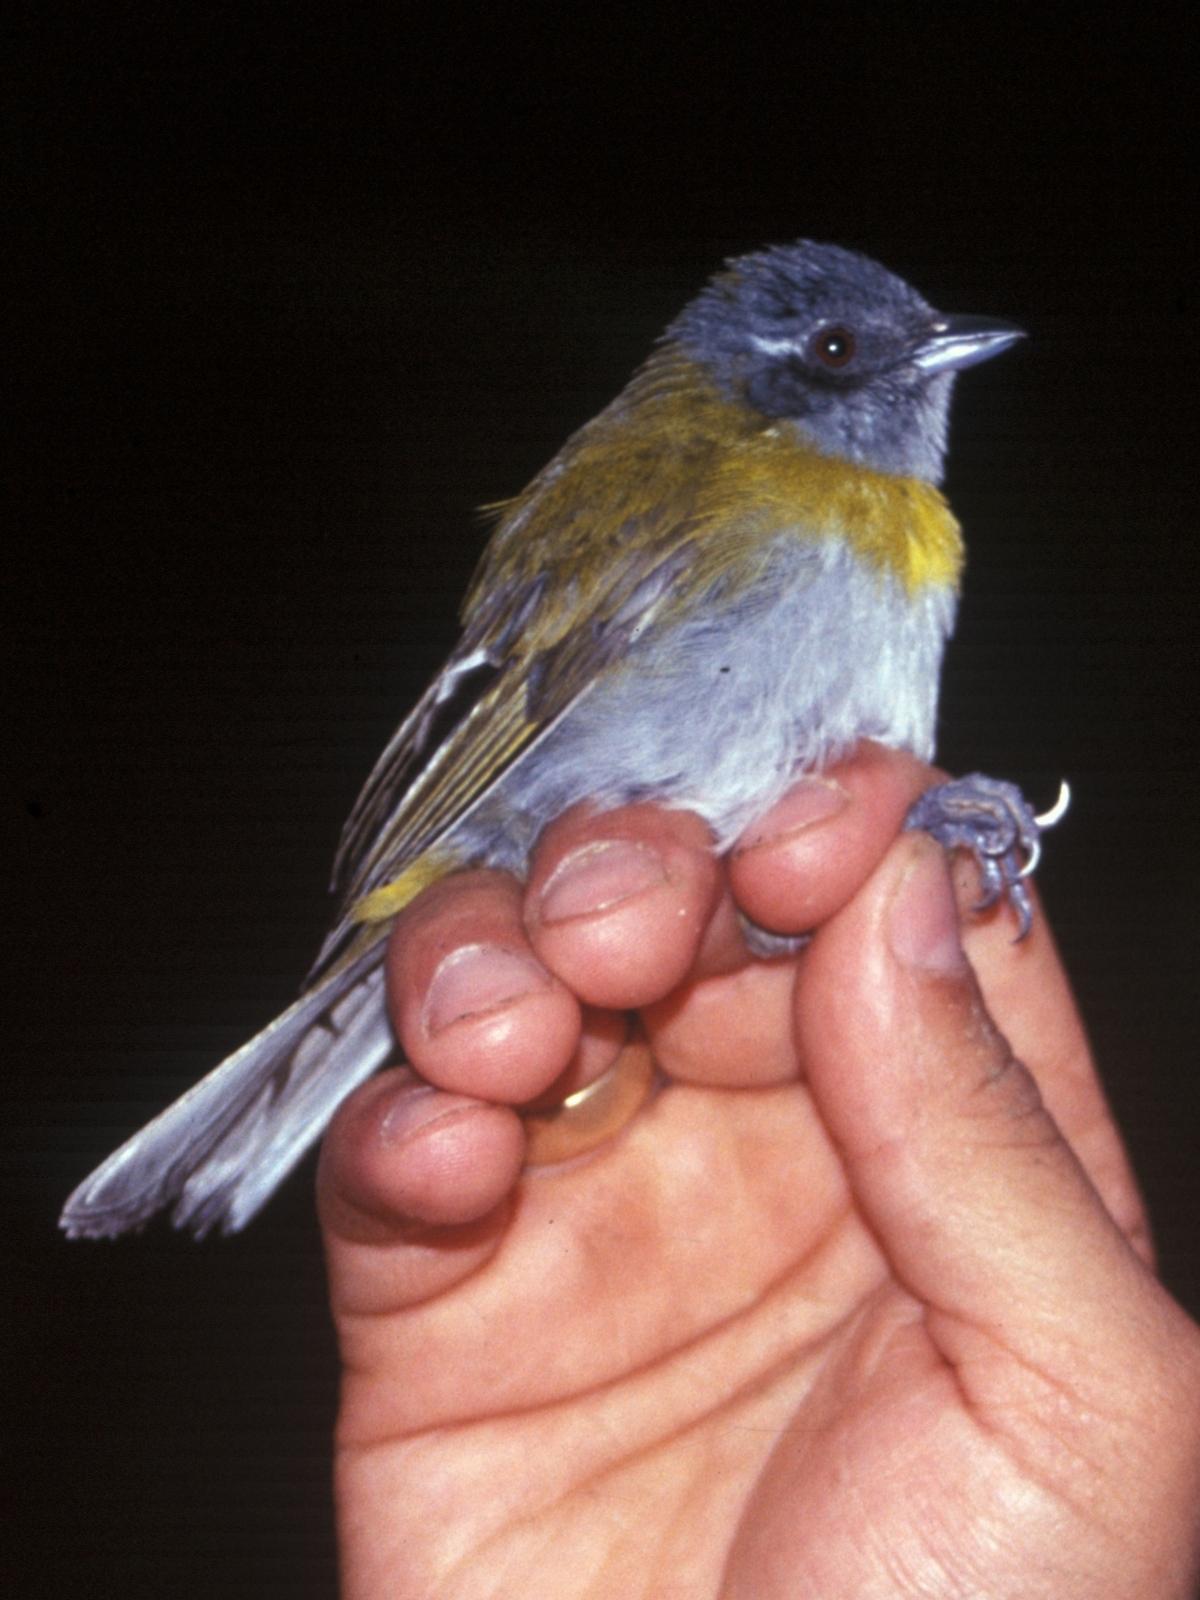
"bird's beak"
912,315,1025,375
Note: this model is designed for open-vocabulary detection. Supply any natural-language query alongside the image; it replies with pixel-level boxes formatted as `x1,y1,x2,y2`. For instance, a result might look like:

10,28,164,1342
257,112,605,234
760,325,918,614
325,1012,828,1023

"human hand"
318,744,1200,1599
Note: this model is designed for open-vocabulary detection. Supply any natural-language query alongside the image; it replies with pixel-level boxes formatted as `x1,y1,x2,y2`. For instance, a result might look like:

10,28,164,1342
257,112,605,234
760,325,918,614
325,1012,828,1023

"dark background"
6,6,1195,1595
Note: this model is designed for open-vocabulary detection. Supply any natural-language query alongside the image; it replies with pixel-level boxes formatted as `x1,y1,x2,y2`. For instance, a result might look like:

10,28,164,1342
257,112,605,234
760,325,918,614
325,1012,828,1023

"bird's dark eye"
808,324,856,369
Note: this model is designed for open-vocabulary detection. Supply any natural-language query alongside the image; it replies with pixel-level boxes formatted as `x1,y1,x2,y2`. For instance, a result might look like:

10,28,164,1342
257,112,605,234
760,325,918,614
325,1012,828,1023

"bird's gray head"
668,240,1022,483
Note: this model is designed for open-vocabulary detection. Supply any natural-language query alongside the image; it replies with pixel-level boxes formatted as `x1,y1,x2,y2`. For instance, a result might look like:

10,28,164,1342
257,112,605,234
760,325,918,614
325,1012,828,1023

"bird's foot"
738,918,810,959
904,773,1070,939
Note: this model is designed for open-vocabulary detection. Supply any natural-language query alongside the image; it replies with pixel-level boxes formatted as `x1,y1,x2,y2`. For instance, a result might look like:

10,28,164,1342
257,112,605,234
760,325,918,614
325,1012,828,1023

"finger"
643,956,799,1088
386,868,582,1103
795,833,1192,1411
728,741,934,933
643,744,938,1089
523,802,723,1008
953,859,1154,1263
318,1068,524,1316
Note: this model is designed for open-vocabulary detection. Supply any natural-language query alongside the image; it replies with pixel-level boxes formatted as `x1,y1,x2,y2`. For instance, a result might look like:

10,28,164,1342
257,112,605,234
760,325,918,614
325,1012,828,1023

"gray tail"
60,945,394,1239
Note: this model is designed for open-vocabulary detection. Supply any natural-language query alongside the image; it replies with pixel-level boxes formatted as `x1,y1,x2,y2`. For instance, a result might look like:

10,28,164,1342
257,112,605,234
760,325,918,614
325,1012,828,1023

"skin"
317,743,1200,1599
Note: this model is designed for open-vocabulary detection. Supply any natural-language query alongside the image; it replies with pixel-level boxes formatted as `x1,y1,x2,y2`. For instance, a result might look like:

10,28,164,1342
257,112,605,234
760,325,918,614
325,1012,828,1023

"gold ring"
522,1037,656,1166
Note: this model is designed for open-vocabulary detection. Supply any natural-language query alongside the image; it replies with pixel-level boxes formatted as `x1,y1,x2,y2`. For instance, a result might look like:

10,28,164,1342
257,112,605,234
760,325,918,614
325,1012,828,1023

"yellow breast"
470,351,963,650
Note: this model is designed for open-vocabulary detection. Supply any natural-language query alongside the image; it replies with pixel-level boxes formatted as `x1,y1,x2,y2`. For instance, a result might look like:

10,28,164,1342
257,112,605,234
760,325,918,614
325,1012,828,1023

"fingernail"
424,944,549,1035
539,839,667,924
379,1086,470,1146
887,843,968,975
736,777,849,852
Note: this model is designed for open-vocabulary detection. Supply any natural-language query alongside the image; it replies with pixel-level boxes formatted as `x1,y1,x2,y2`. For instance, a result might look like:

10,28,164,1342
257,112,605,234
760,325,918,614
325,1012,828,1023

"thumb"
794,832,1174,1392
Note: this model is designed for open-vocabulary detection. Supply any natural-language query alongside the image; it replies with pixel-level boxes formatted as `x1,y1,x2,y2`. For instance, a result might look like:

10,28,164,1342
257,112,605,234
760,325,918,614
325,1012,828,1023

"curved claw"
1035,779,1072,830
1018,780,1070,879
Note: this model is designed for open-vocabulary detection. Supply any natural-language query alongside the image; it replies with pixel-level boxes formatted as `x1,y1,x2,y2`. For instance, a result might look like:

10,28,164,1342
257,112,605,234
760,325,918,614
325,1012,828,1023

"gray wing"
314,547,697,967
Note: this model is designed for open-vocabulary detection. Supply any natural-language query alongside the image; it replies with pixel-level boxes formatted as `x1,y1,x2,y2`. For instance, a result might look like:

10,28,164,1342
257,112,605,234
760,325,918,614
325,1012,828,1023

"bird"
61,238,1061,1240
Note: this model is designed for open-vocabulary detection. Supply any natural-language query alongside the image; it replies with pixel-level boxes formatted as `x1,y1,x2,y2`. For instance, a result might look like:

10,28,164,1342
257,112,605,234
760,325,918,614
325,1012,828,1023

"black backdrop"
7,7,1196,1595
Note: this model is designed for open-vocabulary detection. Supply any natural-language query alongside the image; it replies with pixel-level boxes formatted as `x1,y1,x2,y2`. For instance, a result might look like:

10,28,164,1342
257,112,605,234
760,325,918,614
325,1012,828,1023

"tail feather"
60,947,393,1239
